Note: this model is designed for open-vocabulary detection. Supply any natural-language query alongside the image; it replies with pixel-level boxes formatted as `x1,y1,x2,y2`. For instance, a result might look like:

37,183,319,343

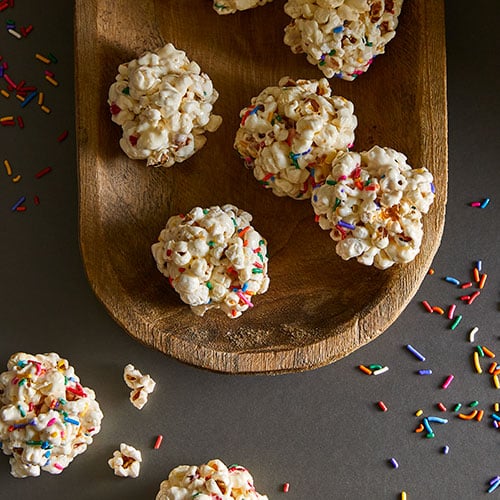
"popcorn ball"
212,0,273,15
108,443,142,478
123,364,156,410
284,0,404,81
155,458,269,500
151,204,270,318
0,352,103,478
311,146,435,269
108,43,222,167
234,77,357,199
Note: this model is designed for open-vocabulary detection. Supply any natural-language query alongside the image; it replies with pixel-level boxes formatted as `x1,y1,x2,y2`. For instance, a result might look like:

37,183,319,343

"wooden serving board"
75,0,447,374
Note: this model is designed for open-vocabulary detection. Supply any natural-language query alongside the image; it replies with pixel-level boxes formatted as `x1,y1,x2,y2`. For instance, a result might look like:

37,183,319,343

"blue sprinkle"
242,282,249,293
442,445,449,455
480,198,490,209
444,276,460,285
64,417,80,426
418,369,432,375
338,220,355,230
20,90,38,108
422,417,434,434
427,416,448,424
313,194,318,202
11,196,26,212
476,260,482,272
488,478,500,493
430,182,435,194
406,344,426,361
333,26,344,33
491,413,500,421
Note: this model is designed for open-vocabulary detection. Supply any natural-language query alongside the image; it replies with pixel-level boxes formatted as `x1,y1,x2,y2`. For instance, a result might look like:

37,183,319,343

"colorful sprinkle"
153,435,163,449
441,375,454,389
406,344,426,362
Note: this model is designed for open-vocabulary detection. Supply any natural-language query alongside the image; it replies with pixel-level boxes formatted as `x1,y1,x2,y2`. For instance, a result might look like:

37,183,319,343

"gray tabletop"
1,1,499,499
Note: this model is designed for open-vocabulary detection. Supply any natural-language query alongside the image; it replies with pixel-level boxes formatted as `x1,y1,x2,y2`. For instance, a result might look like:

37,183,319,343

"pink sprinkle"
442,374,454,389
470,202,481,207
447,304,456,320
47,418,57,427
237,291,254,308
53,463,64,471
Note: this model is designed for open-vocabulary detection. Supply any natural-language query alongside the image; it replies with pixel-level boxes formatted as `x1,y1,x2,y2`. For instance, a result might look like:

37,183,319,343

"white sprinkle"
373,366,389,376
469,326,479,343
7,29,22,40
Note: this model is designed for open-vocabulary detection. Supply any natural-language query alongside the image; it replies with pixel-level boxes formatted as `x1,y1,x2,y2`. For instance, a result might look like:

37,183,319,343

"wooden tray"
75,0,447,374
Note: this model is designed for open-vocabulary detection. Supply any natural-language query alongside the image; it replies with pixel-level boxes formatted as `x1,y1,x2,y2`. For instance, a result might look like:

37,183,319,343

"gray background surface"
1,1,499,498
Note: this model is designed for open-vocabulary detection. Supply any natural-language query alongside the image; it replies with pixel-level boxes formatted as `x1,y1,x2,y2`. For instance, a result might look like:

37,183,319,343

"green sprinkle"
368,364,383,370
334,197,341,210
59,398,67,405
477,345,485,357
231,218,237,227
26,440,43,446
319,59,326,66
326,180,337,186
206,282,213,289
328,49,336,56
259,240,265,246
122,86,130,95
208,240,215,247
17,405,26,418
203,209,209,215
469,400,479,408
453,403,462,412
48,53,58,63
252,268,263,274
450,314,463,330
365,41,373,47
18,378,26,386
426,433,435,439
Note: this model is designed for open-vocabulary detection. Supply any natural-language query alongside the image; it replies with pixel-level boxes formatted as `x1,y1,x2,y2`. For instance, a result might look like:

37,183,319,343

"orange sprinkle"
45,75,59,87
415,423,425,433
482,346,495,358
35,53,51,64
0,89,9,98
489,362,498,374
479,273,488,289
12,174,21,183
3,159,12,176
473,267,480,282
16,94,25,102
476,409,485,422
428,268,435,275
358,364,372,375
0,115,14,122
432,306,445,315
41,105,51,114
458,410,478,420
238,226,251,238
37,92,44,105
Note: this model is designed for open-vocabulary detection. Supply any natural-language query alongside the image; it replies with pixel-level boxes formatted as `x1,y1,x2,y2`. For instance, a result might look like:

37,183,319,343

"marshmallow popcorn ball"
212,0,273,15
0,352,103,478
234,77,357,199
108,43,222,167
155,458,269,500
152,205,270,318
311,146,435,269
284,0,404,81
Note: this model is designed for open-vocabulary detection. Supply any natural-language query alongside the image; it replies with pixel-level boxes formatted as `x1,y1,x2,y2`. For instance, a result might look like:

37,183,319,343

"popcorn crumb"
108,443,142,478
123,364,156,410
212,0,273,14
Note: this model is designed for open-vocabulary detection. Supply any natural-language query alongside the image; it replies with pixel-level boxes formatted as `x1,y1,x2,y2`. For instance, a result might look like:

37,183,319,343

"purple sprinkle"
430,182,435,193
11,196,26,211
338,220,355,230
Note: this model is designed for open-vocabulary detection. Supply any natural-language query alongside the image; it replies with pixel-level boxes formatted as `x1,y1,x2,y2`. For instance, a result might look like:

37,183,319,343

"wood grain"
74,0,447,374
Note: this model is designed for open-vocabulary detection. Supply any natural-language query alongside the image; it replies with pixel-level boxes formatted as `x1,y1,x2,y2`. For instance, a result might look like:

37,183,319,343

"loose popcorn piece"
212,0,273,14
155,458,269,500
152,204,270,318
284,0,404,81
108,443,142,478
234,76,357,199
311,146,435,269
0,352,104,478
123,364,156,410
108,43,222,167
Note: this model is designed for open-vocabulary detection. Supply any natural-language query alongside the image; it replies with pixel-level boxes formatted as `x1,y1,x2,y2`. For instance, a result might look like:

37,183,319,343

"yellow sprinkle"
12,174,21,183
41,105,51,114
35,53,51,64
415,409,423,417
473,351,483,374
0,89,9,98
45,75,59,87
0,116,14,122
401,492,407,500
494,375,500,390
357,58,364,63
3,159,12,176
495,403,500,412
16,94,25,102
38,92,44,105
50,432,58,438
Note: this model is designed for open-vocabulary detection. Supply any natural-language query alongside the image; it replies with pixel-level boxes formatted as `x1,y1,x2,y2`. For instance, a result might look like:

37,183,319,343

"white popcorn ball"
212,0,273,14
311,146,435,269
108,43,222,167
123,364,156,410
0,352,104,478
152,205,270,318
155,458,269,500
108,443,142,478
234,76,357,199
284,0,404,81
